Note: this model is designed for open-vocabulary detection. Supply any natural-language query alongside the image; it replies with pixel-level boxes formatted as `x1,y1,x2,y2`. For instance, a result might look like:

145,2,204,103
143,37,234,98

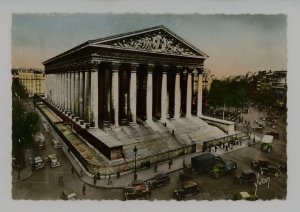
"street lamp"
133,146,138,180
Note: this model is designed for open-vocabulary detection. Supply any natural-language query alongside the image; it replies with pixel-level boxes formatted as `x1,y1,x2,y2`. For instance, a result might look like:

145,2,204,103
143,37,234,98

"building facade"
13,69,45,97
43,26,209,129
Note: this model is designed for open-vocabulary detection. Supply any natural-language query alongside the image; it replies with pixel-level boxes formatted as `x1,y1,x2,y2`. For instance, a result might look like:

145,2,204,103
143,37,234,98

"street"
12,105,287,200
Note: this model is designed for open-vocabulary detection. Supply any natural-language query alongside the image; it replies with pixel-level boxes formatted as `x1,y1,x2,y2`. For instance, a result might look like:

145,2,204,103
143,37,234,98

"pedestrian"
107,174,112,185
93,175,97,185
117,171,120,179
172,129,175,135
97,171,100,180
71,166,74,174
82,184,86,195
215,146,217,152
154,164,158,173
168,159,173,169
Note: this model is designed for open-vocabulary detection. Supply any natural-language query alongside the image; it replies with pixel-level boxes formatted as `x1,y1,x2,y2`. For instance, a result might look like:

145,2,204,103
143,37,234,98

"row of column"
46,62,203,128
47,70,97,127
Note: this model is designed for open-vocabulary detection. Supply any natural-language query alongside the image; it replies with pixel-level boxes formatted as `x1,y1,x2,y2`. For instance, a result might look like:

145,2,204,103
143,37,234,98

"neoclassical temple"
43,26,208,129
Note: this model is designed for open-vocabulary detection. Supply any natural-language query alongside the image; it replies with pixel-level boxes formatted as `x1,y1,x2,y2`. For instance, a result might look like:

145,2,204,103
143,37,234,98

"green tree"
23,112,40,148
12,79,27,99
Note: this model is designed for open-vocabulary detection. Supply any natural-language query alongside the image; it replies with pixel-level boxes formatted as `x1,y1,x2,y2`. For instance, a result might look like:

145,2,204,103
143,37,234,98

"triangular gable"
89,26,209,58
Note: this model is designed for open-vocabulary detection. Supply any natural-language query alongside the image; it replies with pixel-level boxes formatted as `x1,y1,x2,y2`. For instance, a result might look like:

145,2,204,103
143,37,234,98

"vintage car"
266,131,279,139
51,139,61,149
32,156,45,170
251,158,271,170
47,154,62,168
173,181,199,200
235,170,256,184
233,191,259,201
33,132,45,150
60,189,77,200
123,180,151,200
260,165,281,177
148,173,170,188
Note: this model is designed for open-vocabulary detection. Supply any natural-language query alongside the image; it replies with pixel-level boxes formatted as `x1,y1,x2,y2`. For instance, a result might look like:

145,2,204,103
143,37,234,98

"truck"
209,160,237,178
261,135,274,152
191,153,215,172
179,153,216,181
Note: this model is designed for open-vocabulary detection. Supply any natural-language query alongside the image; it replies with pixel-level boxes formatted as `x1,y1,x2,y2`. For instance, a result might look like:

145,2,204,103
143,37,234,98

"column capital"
176,66,183,74
147,64,155,73
161,65,169,74
111,61,121,72
131,63,139,73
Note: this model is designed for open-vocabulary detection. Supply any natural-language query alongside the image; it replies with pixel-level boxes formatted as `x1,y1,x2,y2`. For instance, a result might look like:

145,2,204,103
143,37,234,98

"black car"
235,170,256,184
260,165,281,177
173,181,199,200
266,131,279,139
149,173,170,188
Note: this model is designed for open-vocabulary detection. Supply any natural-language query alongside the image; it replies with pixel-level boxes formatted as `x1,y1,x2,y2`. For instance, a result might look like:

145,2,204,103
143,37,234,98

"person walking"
93,175,97,185
82,184,86,195
71,166,74,175
168,159,173,169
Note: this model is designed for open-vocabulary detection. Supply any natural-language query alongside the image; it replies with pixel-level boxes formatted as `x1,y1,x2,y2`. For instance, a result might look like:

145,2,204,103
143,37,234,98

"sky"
11,14,287,78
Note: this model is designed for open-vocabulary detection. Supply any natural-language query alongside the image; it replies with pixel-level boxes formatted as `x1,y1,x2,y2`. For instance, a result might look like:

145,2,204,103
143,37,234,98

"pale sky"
11,14,287,78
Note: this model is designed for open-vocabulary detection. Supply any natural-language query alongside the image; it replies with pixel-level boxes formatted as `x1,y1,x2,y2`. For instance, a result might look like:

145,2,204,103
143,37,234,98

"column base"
129,122,138,127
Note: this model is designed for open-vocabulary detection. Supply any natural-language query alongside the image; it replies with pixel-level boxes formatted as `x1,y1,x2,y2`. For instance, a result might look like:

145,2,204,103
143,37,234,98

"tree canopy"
208,79,250,108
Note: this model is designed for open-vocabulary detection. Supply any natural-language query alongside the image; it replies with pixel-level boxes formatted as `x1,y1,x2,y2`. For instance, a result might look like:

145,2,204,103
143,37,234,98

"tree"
12,79,27,99
12,100,26,166
23,112,40,148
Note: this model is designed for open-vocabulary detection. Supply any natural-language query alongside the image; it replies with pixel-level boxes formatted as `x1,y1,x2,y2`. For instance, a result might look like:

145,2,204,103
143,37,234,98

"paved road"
12,105,287,200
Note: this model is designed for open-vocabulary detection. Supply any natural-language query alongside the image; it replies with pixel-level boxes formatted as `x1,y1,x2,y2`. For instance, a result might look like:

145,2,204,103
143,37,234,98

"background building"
12,69,45,97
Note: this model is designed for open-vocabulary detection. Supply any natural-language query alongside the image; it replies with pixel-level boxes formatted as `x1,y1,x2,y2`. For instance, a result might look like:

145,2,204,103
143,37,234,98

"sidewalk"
62,136,255,189
11,165,33,183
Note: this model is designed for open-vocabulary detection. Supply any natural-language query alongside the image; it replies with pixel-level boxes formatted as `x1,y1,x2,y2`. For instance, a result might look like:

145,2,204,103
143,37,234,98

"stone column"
57,73,60,107
91,65,99,127
70,72,74,114
63,72,66,110
186,69,192,117
161,67,168,121
75,71,80,117
68,72,72,112
111,62,120,127
65,72,69,111
174,68,181,119
129,63,138,123
146,64,154,123
84,70,91,122
79,71,85,119
197,71,203,117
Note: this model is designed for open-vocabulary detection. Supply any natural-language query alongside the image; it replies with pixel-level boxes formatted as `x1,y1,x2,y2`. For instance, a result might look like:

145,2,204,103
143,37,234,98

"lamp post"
133,146,138,180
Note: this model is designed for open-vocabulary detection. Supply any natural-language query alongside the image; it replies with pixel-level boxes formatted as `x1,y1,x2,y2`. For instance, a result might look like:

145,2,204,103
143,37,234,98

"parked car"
33,132,45,150
266,131,279,139
260,165,281,177
47,154,62,168
51,139,61,149
173,181,199,200
251,158,271,170
148,173,170,188
235,170,256,184
123,180,151,200
32,156,45,170
60,189,77,200
233,191,259,201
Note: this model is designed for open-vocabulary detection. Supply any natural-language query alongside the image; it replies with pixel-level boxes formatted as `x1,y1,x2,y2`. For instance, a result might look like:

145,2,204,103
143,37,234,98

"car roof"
182,181,197,188
154,173,168,178
242,170,255,174
63,189,76,195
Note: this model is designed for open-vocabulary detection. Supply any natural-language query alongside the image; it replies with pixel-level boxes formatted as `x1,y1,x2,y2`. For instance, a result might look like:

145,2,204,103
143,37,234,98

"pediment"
91,27,208,58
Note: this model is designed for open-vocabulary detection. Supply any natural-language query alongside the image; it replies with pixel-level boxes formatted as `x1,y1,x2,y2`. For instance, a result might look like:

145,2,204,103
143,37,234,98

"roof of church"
43,25,208,65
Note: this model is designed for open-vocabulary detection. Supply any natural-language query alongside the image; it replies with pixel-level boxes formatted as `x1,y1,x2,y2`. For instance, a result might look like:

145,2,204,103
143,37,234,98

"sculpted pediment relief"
101,30,200,57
